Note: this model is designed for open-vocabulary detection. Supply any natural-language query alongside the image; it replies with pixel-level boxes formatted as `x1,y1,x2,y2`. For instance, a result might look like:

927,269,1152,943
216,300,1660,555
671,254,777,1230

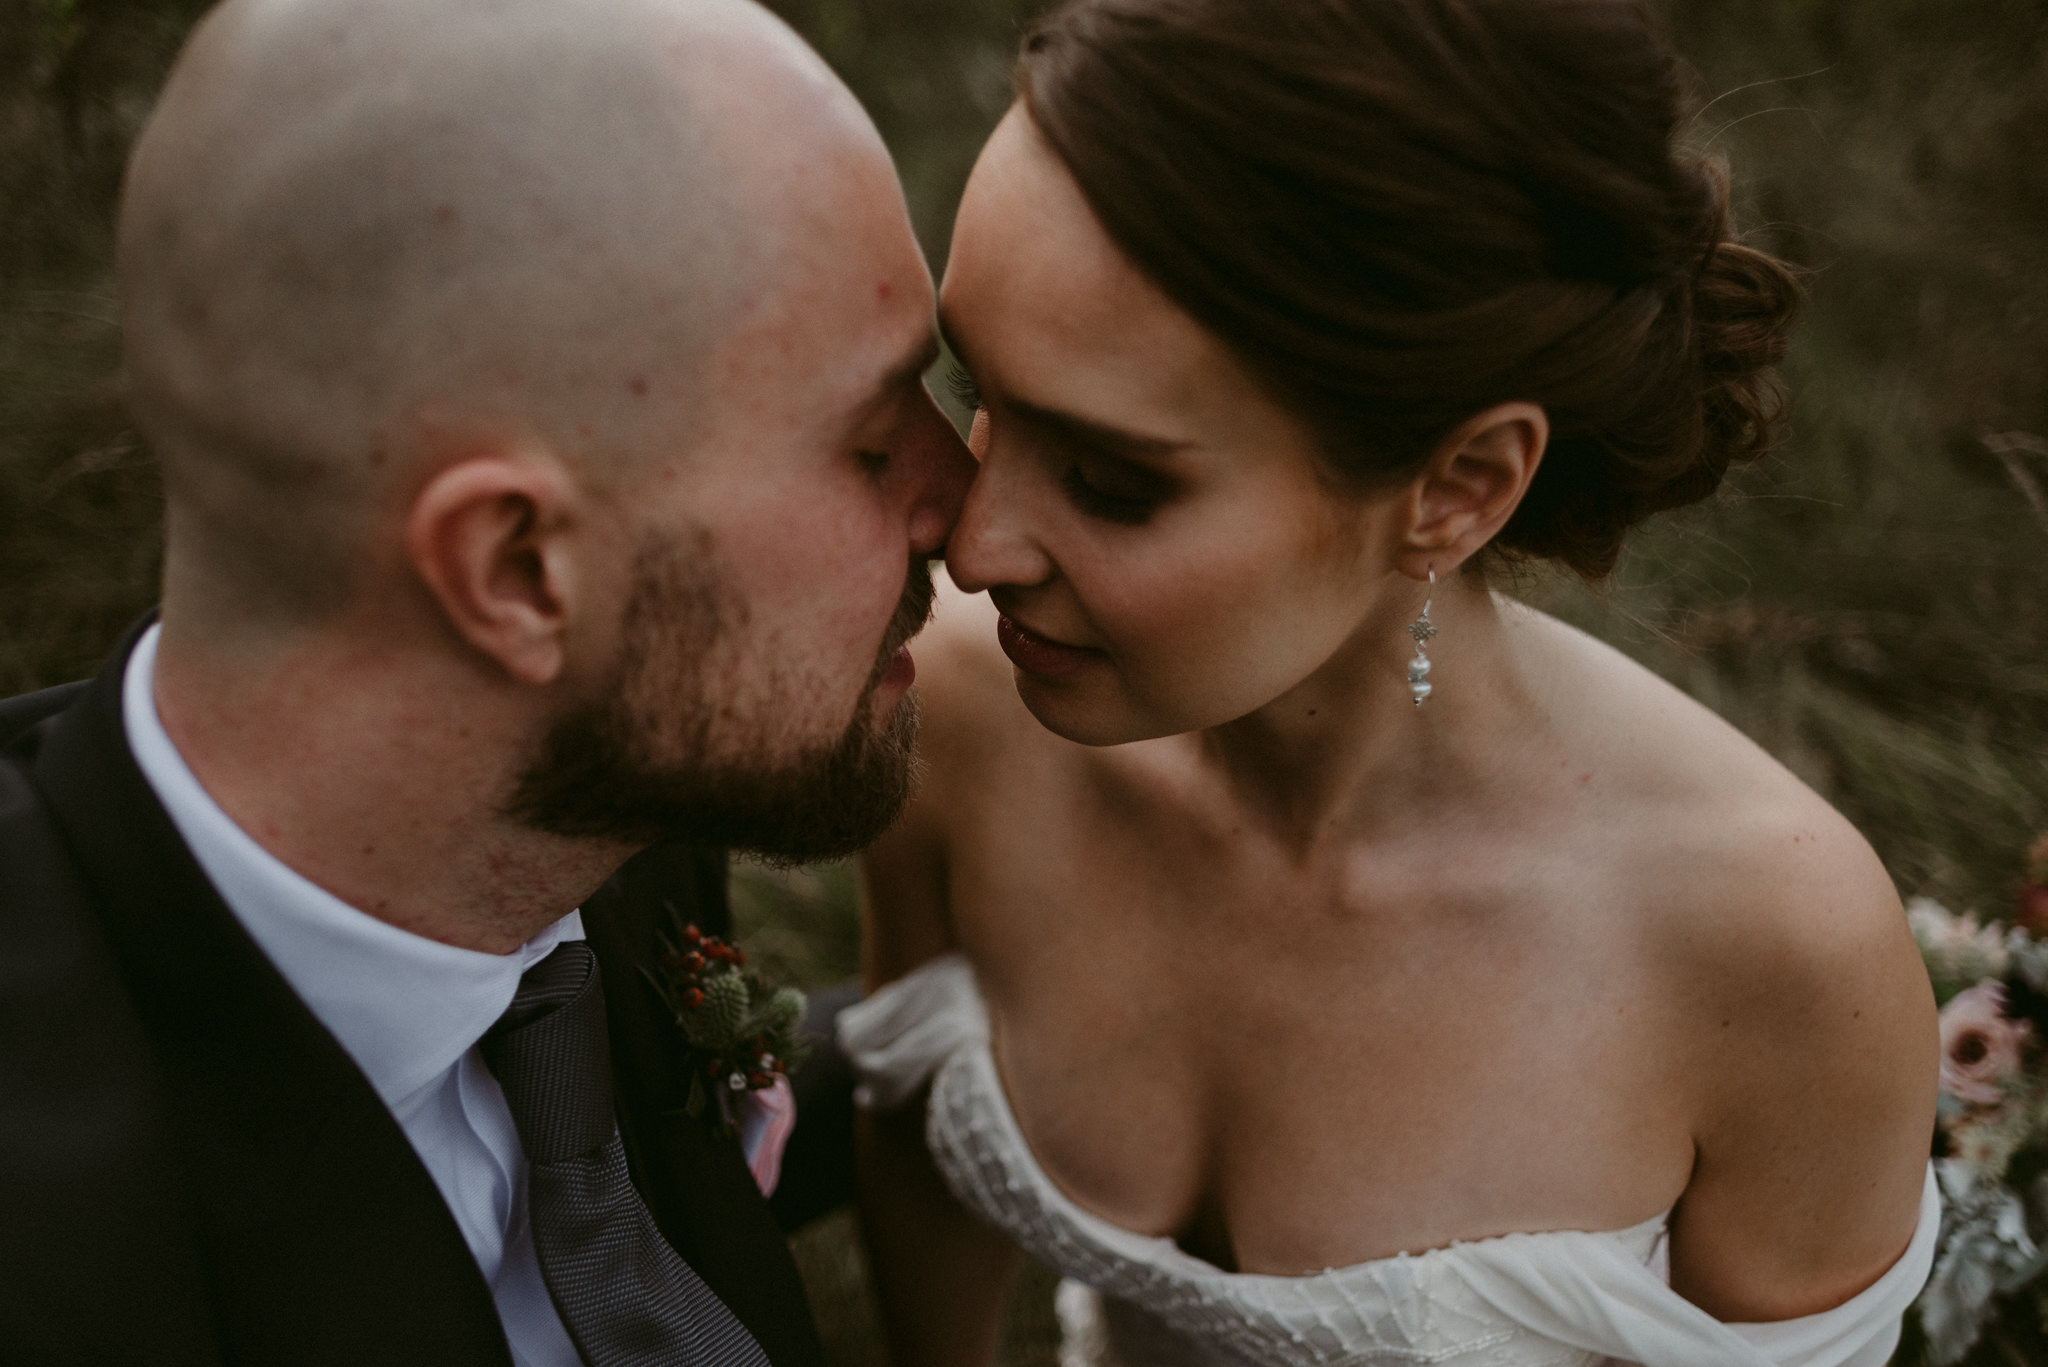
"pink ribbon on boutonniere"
733,1075,796,1197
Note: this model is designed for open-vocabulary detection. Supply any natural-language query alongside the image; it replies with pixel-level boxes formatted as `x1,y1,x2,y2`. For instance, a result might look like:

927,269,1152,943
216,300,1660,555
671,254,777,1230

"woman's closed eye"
946,360,1176,525
1060,452,1172,526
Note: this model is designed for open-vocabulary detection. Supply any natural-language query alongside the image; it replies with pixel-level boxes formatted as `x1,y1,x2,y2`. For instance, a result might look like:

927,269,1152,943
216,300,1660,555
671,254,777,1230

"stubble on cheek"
505,536,930,858
704,549,935,764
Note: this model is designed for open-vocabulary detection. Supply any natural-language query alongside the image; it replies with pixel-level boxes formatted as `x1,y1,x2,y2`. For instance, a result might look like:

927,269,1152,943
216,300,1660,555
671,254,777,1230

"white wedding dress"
840,955,1940,1367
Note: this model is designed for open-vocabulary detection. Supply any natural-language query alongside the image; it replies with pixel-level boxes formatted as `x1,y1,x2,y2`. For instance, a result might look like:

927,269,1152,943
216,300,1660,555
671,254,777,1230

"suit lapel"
27,632,512,1367
0,757,220,1365
585,846,827,1367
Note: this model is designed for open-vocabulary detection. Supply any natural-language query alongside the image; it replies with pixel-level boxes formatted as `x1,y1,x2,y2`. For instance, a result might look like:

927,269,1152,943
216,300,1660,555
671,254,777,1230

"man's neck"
149,621,626,954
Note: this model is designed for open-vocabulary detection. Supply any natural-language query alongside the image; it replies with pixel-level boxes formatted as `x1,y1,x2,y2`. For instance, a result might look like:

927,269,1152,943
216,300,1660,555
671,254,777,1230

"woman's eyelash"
945,361,983,411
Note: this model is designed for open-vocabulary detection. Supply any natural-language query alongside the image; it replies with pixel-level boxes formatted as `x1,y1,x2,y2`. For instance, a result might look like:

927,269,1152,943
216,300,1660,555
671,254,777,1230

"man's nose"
903,386,977,558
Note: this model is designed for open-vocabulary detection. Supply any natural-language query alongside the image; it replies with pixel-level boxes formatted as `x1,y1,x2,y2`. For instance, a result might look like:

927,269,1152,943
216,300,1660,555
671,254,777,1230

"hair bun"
1021,0,1805,579
1693,236,1803,472
1491,161,1803,578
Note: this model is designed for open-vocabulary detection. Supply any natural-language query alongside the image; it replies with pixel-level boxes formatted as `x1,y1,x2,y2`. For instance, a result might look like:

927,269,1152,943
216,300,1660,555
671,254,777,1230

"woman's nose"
943,438,1054,594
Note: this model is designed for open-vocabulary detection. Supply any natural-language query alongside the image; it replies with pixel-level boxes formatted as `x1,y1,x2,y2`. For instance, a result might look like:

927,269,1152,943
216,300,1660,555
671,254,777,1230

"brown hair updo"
1017,0,1801,578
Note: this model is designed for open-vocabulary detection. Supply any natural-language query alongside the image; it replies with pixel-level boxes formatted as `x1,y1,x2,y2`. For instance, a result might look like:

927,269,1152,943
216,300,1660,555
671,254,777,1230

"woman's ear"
405,449,583,686
1394,402,1548,578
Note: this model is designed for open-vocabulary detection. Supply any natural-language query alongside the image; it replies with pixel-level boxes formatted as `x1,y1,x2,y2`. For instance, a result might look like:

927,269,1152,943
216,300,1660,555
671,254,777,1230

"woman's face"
940,107,1412,745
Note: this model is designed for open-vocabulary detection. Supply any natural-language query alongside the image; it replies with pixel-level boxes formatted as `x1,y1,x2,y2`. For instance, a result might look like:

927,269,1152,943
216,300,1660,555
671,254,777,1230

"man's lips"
882,644,915,690
996,613,1100,679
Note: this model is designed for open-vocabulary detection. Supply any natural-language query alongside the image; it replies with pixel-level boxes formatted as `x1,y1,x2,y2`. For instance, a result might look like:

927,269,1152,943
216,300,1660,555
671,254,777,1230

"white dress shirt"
123,625,584,1367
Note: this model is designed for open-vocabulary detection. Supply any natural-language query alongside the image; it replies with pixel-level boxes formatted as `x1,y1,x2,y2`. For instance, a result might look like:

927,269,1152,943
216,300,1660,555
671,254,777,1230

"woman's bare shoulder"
1513,603,1925,1015
1646,791,1936,1316
1509,605,1935,1313
1646,775,1929,1061
1521,611,1911,983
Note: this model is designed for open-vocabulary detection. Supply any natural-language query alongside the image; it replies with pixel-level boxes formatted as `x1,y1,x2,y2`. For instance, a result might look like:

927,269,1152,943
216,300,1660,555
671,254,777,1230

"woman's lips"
996,614,1099,679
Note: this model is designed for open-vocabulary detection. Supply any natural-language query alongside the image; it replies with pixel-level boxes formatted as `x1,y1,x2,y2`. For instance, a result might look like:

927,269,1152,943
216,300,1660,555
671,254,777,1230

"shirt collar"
121,624,586,1107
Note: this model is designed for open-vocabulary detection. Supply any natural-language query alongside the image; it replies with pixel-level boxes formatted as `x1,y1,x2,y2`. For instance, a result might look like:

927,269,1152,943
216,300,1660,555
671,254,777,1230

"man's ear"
405,451,583,686
1394,402,1549,579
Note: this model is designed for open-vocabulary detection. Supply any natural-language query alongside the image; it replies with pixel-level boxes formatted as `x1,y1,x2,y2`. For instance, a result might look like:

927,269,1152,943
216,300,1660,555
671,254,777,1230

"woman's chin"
1012,674,1183,749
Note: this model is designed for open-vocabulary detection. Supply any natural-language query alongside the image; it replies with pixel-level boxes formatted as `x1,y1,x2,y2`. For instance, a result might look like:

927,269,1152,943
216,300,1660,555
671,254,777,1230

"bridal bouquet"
1909,833,2048,1365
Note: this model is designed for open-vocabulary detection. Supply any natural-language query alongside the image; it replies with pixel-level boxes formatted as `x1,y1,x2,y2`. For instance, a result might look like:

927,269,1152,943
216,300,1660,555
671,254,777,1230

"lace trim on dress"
841,953,1939,1367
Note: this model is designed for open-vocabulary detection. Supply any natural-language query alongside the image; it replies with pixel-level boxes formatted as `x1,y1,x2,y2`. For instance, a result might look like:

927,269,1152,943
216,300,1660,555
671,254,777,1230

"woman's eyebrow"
1005,397,1190,462
936,312,1189,461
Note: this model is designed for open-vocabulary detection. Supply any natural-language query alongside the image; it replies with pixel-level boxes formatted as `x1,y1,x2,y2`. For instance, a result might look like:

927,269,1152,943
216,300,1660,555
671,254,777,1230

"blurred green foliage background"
2,0,2044,1362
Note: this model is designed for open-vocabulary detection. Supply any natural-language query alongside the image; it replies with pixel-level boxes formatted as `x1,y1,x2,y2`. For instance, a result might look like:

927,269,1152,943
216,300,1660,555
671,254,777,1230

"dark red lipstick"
996,614,1100,679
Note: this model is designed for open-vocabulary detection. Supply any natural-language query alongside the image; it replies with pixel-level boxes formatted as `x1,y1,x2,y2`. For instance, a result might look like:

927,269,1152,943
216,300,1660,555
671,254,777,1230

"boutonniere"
646,901,811,1129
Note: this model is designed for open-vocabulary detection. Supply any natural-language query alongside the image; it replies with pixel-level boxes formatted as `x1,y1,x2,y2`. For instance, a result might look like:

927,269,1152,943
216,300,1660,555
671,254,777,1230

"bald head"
122,0,895,623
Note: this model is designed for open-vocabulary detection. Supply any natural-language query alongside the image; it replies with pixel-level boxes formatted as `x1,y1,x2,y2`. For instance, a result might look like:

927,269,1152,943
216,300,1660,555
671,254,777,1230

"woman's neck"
1195,577,1549,853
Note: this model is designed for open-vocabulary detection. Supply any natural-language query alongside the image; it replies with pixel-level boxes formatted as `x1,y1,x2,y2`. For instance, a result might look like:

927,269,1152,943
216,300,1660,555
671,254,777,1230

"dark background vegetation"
3,0,2044,1362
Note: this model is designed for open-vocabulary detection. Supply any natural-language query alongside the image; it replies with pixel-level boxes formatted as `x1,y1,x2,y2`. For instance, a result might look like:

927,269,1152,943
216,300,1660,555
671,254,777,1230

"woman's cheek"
1105,553,1254,687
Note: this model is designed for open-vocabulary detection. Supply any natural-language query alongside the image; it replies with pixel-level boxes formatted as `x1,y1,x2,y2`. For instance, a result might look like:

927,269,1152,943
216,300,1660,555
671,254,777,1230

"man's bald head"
122,0,891,623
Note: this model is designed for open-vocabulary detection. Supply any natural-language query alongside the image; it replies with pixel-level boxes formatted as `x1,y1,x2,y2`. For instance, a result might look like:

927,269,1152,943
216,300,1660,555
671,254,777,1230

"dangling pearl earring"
1407,568,1437,706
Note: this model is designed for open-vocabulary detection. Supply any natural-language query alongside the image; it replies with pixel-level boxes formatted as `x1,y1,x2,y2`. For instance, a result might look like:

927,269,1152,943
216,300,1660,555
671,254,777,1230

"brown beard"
507,537,934,862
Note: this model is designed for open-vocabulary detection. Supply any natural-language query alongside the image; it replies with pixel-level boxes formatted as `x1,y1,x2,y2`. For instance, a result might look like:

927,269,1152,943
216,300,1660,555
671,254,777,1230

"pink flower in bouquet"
1940,980,2032,1106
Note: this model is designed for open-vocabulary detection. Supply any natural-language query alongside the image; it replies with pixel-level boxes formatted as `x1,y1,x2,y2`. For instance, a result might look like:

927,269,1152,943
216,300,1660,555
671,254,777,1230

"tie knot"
482,941,618,1162
503,939,597,1026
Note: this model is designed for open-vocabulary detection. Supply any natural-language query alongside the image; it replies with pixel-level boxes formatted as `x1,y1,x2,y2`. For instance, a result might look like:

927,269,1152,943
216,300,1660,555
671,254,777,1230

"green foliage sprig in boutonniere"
645,901,810,1128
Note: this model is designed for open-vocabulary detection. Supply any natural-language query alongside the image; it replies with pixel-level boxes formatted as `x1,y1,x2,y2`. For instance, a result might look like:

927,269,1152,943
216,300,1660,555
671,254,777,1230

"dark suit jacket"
0,625,825,1367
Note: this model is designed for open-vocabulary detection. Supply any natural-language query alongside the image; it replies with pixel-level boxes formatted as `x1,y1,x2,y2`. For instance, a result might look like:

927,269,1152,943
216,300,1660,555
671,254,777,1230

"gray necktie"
483,941,772,1367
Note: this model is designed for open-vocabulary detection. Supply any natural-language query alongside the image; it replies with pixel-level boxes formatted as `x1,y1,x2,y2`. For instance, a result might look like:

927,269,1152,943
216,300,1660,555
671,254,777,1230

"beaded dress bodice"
841,955,1940,1367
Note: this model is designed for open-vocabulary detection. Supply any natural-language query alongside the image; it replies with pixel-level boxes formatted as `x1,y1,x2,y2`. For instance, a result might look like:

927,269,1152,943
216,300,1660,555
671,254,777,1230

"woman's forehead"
942,114,1255,442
